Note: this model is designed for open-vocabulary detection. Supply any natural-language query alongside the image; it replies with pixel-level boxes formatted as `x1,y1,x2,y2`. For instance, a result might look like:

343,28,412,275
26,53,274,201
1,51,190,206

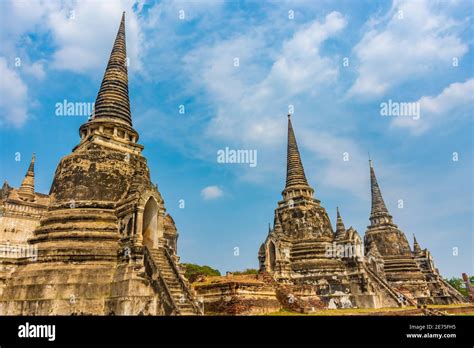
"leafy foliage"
232,268,259,275
445,276,473,297
182,263,220,282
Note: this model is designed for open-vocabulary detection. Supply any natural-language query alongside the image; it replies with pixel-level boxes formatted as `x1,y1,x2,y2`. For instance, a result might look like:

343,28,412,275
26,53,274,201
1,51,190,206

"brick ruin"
255,115,465,311
193,115,466,315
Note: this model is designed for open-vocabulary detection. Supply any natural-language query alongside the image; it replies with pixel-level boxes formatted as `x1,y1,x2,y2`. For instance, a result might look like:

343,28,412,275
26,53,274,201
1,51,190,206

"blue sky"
0,0,472,278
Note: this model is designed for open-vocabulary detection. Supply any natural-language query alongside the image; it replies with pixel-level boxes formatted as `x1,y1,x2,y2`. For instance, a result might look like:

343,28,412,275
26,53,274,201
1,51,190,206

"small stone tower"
17,154,36,202
364,160,465,304
258,114,394,309
260,114,335,279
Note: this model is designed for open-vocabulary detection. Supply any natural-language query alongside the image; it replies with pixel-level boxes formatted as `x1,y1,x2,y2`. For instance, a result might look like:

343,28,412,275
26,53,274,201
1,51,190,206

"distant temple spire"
282,114,314,200
18,153,35,202
369,160,393,226
335,207,346,235
91,12,132,126
413,234,421,254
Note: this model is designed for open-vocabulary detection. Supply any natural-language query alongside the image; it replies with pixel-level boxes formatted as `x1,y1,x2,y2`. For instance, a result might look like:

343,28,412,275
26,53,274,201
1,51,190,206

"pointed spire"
2,180,11,199
282,114,313,200
91,12,132,126
369,160,393,226
18,153,35,202
335,207,346,235
413,234,421,254
285,114,309,188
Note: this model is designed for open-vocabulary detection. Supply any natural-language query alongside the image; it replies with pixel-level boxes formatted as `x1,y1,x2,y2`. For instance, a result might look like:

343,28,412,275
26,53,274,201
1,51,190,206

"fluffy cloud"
0,0,53,47
348,0,468,98
299,129,368,198
253,11,346,100
0,57,29,127
48,0,144,73
185,12,347,146
201,186,224,200
391,78,474,135
179,11,372,196
1,0,145,75
23,61,46,80
0,0,145,127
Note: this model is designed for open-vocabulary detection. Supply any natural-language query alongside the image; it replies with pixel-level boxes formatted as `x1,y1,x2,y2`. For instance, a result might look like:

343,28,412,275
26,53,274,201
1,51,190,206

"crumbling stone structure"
0,13,201,316
1,154,49,245
0,155,49,293
364,161,465,305
257,114,465,309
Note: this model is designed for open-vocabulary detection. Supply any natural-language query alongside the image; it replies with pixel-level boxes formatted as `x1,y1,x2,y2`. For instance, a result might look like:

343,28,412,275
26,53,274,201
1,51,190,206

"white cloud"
348,0,468,98
1,0,145,75
48,0,144,73
253,11,346,100
184,11,346,146
0,0,53,46
0,57,29,127
299,129,368,198
201,186,224,200
0,0,145,127
391,78,474,135
23,61,46,80
179,11,370,196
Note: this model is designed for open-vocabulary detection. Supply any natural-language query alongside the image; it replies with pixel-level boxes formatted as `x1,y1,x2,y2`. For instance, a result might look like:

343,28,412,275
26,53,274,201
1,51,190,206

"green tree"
182,263,220,282
232,268,258,275
445,277,471,297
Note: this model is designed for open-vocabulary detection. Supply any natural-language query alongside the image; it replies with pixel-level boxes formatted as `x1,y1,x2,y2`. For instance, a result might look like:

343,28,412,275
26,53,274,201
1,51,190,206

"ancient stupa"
0,13,201,315
364,160,465,304
257,114,465,309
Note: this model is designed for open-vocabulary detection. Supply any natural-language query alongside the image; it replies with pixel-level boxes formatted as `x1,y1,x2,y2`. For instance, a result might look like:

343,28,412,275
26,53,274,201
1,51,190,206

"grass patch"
263,304,474,316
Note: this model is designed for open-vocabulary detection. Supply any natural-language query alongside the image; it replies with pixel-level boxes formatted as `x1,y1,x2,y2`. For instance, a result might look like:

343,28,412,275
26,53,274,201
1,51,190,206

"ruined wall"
194,276,281,315
106,260,164,315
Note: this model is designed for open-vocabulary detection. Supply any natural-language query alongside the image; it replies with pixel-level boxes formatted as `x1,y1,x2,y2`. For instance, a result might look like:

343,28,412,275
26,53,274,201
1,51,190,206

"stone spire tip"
413,234,421,253
18,153,36,201
90,12,132,127
335,207,346,235
369,160,392,224
283,113,313,199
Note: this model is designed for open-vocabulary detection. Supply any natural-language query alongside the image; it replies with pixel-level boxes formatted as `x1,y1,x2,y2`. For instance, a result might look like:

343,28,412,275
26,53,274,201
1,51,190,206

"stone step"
146,249,199,315
162,275,178,282
169,288,183,293
384,266,421,272
161,270,178,276
178,305,193,311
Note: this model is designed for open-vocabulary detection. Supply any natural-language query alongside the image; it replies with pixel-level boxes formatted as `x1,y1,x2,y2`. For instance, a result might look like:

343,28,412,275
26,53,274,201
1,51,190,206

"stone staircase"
363,264,414,307
290,241,330,261
382,255,426,282
144,246,202,315
437,276,468,303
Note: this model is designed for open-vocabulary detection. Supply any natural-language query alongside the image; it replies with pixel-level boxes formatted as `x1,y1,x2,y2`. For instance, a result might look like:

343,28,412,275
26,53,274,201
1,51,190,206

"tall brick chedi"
364,160,465,304
258,114,465,309
0,13,201,315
